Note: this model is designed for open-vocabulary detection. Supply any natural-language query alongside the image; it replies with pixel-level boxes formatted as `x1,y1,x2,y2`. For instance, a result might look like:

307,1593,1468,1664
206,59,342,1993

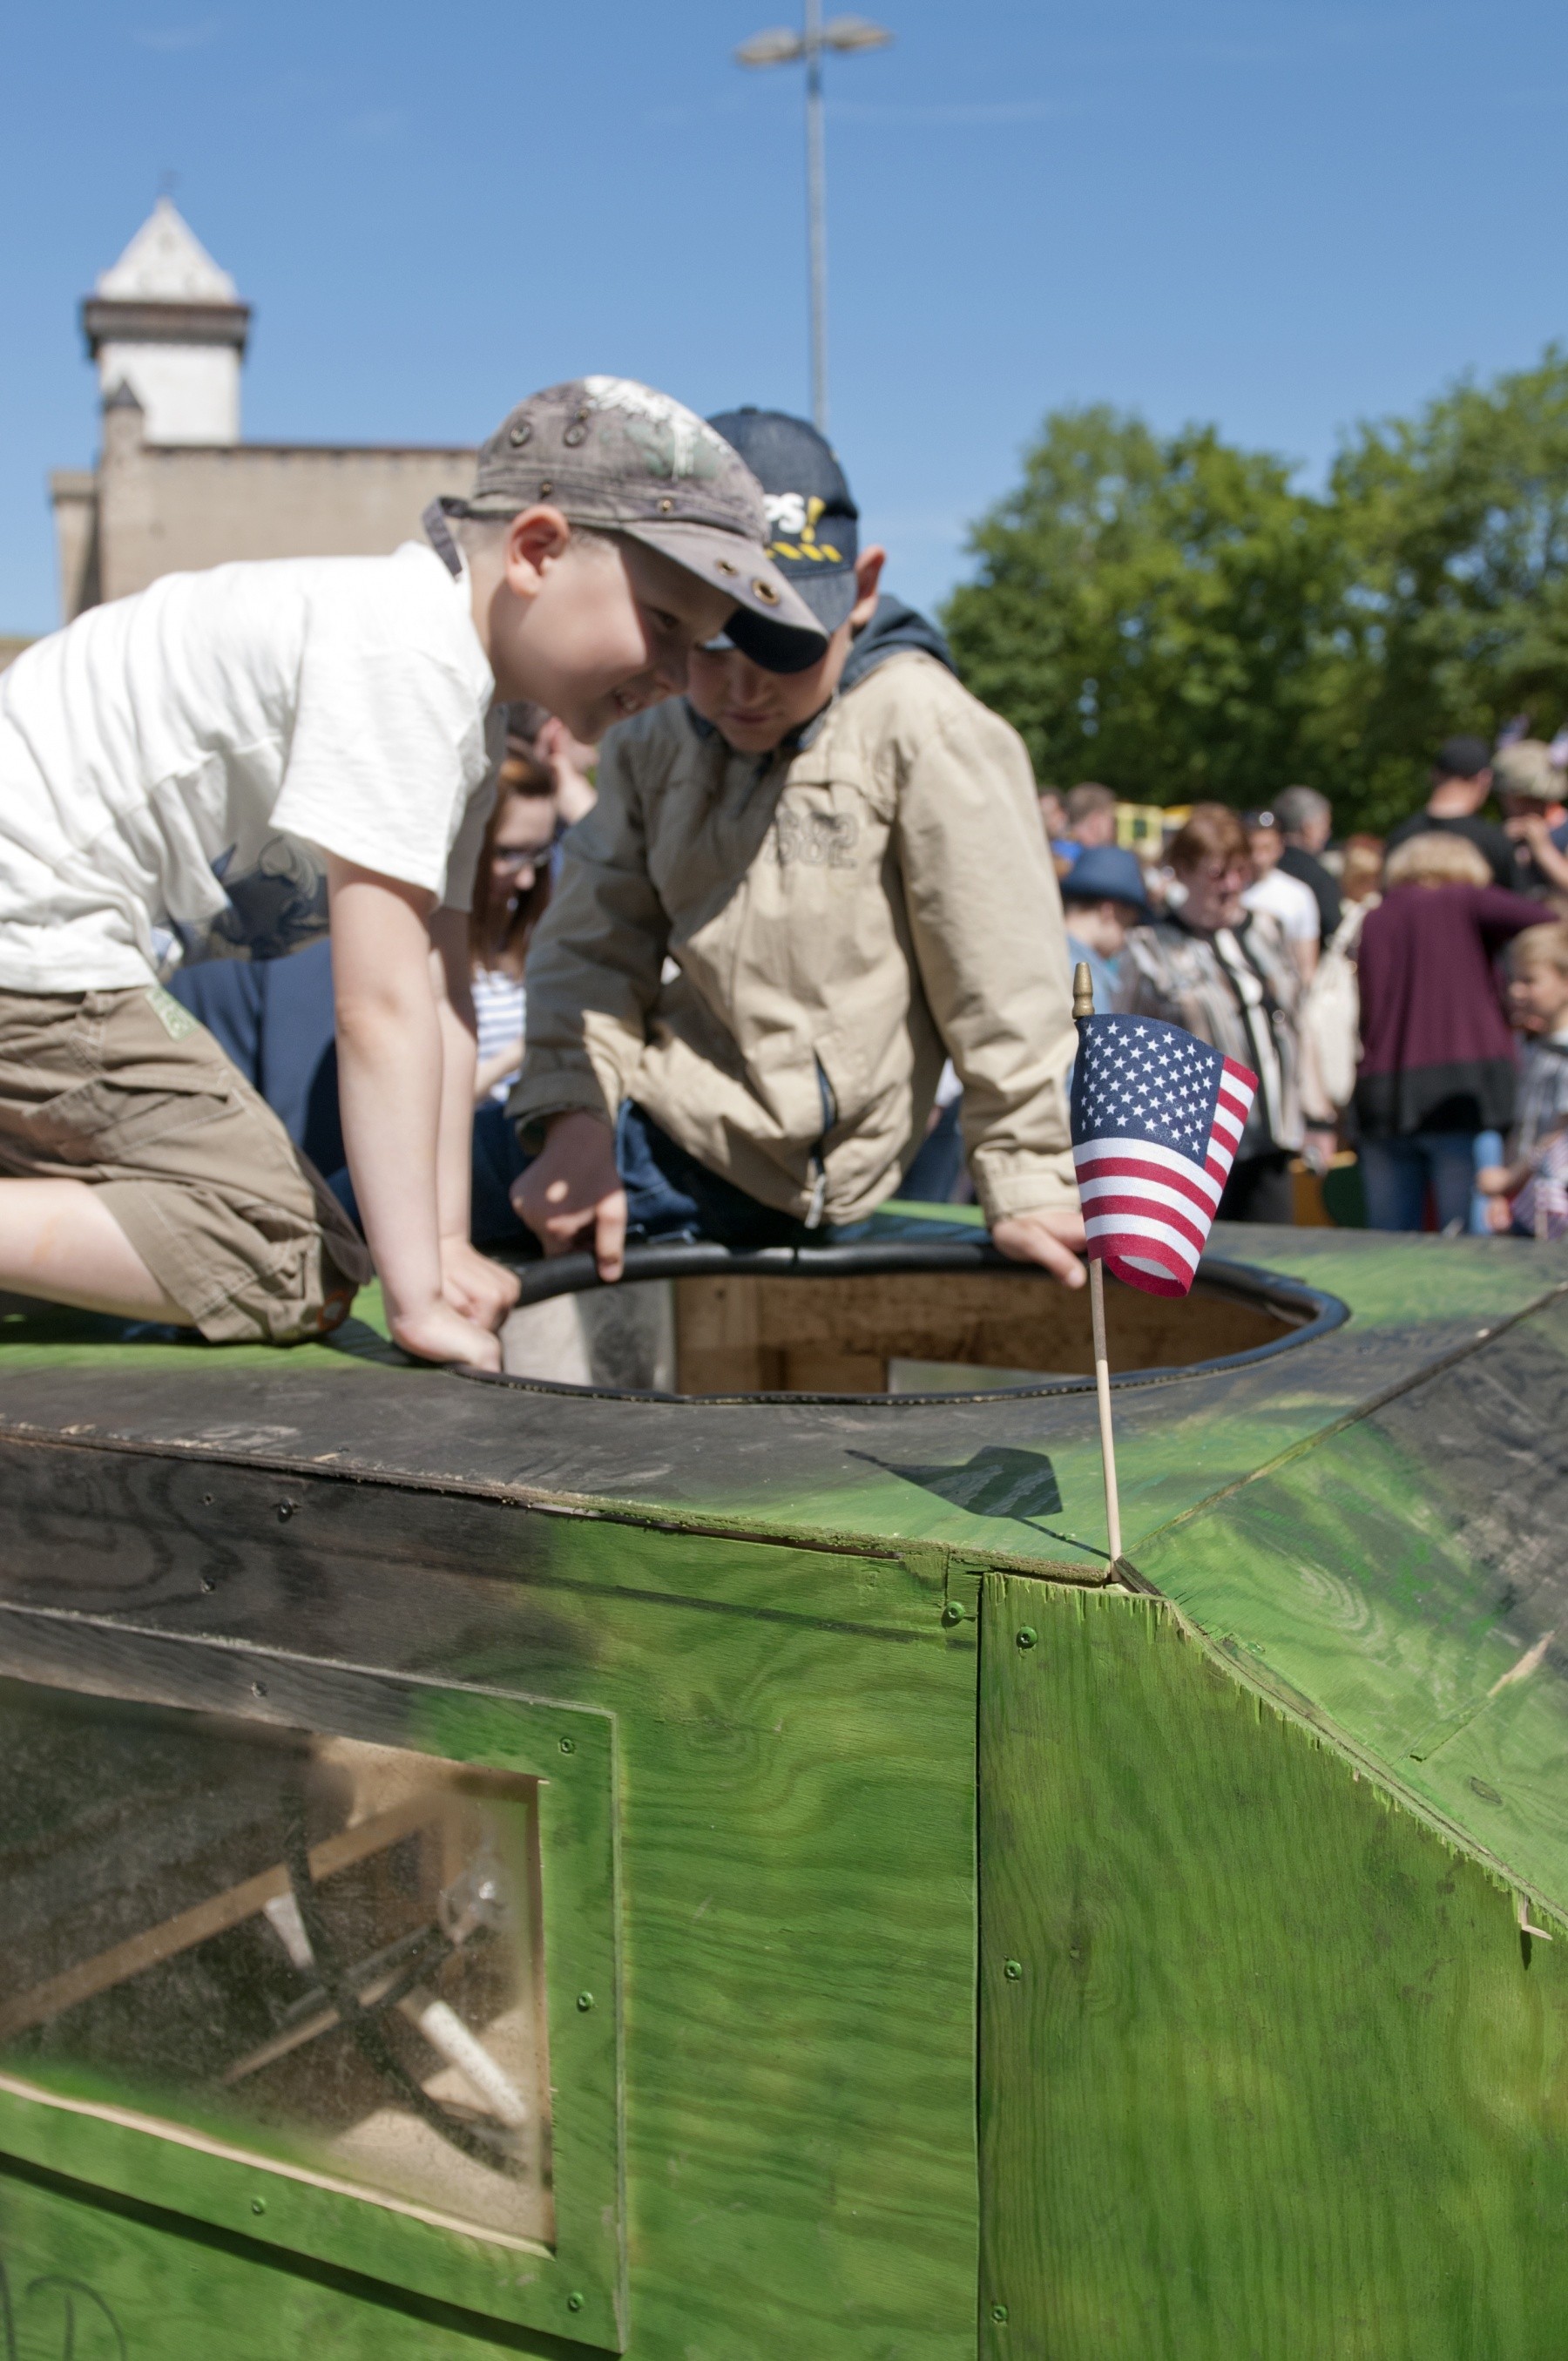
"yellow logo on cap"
767,493,842,565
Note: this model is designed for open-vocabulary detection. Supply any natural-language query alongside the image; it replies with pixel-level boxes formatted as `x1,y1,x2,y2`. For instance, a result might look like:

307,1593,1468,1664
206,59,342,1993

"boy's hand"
441,1237,522,1329
1475,1164,1511,1197
513,1112,628,1282
990,1207,1088,1289
391,1297,504,1371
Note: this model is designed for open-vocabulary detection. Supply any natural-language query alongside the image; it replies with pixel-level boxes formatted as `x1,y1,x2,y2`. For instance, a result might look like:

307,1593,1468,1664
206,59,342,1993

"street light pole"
804,0,828,431
735,10,893,435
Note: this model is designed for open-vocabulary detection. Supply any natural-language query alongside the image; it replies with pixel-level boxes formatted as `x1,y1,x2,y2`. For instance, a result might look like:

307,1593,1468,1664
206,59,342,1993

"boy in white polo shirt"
0,378,823,1368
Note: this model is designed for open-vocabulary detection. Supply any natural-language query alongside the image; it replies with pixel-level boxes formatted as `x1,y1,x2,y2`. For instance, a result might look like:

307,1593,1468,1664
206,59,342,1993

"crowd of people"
1043,732,1568,1236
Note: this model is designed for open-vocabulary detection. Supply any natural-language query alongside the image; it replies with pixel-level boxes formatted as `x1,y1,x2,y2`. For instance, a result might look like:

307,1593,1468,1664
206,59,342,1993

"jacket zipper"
806,1058,838,1229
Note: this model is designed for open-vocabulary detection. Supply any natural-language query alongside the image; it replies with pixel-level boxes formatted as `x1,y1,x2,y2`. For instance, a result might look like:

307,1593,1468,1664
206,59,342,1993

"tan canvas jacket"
512,646,1078,1228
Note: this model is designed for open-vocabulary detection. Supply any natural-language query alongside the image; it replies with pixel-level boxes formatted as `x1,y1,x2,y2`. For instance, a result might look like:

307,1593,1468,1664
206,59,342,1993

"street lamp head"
735,26,807,66
822,15,894,50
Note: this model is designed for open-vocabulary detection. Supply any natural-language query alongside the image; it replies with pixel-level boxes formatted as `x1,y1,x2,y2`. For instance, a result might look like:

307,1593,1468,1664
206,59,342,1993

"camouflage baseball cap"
461,377,828,668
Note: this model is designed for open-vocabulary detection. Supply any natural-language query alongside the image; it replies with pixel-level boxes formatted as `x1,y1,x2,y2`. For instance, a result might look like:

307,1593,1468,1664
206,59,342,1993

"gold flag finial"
1072,960,1096,1020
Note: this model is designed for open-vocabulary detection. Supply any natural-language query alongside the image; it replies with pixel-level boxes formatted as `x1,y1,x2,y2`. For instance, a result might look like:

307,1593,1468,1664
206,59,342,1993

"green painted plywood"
0,2158,571,2358
979,1576,1568,2361
1135,1290,1568,1909
0,1532,981,2361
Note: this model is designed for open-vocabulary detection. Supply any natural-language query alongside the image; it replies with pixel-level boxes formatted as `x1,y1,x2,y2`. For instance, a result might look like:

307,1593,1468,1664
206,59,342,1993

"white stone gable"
98,198,237,304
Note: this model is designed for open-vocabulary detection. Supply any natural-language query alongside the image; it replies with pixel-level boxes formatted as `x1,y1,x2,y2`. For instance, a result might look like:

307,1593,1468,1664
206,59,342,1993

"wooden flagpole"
1073,962,1123,1566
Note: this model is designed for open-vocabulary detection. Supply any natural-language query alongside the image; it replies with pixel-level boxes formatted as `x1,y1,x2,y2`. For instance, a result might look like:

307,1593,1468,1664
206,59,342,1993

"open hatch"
494,1236,1346,1402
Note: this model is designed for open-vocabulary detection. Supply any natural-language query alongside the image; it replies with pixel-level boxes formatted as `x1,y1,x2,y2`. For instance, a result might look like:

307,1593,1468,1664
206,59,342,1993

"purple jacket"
1355,883,1541,1138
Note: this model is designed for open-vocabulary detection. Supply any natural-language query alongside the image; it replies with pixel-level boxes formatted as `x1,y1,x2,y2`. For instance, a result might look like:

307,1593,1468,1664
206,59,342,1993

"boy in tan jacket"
512,409,1085,1289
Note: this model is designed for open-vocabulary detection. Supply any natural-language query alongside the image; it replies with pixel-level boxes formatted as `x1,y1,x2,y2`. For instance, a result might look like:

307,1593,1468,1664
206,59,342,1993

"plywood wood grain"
979,1577,1568,2360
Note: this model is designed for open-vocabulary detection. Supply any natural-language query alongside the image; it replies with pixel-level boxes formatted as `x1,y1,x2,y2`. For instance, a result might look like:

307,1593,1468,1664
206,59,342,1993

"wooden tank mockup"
0,1208,1566,2358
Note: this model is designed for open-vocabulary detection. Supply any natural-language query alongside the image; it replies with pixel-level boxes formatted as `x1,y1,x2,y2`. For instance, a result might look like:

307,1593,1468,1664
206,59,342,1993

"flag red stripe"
1074,1150,1220,1214
1081,1190,1208,1254
1085,1207,1200,1258
1089,1237,1195,1296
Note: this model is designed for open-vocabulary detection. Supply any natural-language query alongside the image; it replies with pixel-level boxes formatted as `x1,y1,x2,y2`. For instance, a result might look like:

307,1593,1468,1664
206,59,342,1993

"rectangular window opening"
0,1682,554,2251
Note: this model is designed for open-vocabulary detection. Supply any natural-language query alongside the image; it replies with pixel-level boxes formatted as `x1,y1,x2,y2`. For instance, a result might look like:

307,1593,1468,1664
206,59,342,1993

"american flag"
1070,1014,1257,1296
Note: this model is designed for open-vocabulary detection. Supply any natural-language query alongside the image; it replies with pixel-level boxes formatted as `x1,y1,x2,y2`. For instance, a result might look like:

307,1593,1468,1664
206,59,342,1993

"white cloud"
132,17,221,51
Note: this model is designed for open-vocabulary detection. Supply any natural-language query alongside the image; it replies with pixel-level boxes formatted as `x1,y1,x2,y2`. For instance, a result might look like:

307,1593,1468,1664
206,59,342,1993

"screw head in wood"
577,1991,595,2012
940,1602,964,1627
277,1500,295,1521
559,1735,576,1754
567,2292,585,2312
1004,1958,1023,1980
1016,1627,1037,1650
991,2303,1009,2324
251,2195,267,2215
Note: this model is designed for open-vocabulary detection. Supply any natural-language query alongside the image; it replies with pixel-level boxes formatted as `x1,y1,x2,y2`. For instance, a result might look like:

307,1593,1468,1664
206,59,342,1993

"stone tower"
81,197,249,445
49,204,475,623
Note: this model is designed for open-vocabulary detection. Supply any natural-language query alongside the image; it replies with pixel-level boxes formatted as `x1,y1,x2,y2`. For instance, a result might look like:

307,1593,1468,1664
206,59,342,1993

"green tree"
1328,347,1568,829
943,404,1345,809
944,354,1568,835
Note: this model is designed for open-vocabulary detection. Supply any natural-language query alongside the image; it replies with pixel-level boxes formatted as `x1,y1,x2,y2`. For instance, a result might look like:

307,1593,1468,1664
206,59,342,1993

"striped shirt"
472,966,525,1104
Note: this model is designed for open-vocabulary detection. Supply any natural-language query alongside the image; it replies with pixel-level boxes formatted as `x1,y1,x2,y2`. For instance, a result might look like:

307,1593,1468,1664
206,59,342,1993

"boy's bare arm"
429,907,522,1329
328,857,502,1370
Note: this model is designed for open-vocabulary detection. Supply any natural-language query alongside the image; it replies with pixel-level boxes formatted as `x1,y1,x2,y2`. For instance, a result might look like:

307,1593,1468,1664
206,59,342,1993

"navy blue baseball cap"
1059,845,1153,921
705,407,861,672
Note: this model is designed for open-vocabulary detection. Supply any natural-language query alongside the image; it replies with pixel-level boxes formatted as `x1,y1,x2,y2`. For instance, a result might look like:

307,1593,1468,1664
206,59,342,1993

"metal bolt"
567,2292,585,2313
991,2302,1009,2324
1004,1958,1023,1981
251,2196,267,2216
277,1500,295,1522
577,1991,595,2012
559,1735,576,1755
940,1602,963,1627
202,1492,214,1505
200,1576,216,1593
251,1681,267,1699
1016,1627,1037,1650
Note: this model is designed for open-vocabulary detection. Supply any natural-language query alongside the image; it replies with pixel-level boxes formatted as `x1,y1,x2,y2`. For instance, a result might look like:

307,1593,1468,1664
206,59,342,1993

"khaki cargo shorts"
0,984,374,1344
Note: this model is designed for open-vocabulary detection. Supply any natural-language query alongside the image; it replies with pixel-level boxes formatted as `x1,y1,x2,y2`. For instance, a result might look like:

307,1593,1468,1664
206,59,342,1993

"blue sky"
4,0,1566,635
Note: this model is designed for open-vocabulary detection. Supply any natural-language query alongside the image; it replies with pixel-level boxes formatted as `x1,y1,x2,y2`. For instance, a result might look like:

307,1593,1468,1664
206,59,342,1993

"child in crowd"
511,408,1085,1289
1477,923,1568,1236
1242,808,1321,983
1060,846,1152,1017
469,751,562,1245
0,378,821,1367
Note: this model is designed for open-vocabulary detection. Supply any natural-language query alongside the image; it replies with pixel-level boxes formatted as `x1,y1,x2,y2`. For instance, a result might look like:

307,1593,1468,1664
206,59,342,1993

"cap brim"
787,565,860,635
617,518,830,676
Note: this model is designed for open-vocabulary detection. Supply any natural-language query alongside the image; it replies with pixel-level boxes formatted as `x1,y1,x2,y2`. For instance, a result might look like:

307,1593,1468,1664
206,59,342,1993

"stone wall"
53,403,476,617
